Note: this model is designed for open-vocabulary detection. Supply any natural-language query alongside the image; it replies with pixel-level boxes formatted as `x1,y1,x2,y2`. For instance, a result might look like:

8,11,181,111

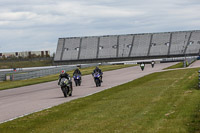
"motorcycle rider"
92,66,103,82
151,61,155,68
58,70,73,89
140,62,145,71
73,68,82,80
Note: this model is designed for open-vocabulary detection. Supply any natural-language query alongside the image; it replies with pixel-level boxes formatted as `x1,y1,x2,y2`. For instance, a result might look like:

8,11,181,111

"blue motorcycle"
73,74,81,86
93,72,102,87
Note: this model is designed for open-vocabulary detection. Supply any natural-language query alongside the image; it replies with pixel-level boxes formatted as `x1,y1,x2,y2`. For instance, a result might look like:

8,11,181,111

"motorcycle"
93,72,102,87
73,74,81,86
59,78,72,97
140,63,145,71
151,61,155,68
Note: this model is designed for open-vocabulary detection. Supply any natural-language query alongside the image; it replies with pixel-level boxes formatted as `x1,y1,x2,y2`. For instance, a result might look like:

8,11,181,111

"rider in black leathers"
58,70,72,89
73,68,81,75
151,61,155,68
92,66,103,82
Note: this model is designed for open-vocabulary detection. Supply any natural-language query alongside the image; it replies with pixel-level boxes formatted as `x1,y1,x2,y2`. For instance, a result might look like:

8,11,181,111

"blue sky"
0,0,200,54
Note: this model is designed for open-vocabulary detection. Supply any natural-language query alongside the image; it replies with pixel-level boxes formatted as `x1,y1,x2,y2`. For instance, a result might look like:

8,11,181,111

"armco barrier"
9,63,101,81
183,57,197,67
0,71,17,81
0,74,5,81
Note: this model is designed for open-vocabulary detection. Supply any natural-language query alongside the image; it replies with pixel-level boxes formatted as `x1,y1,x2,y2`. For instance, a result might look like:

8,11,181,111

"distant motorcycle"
73,74,81,86
151,63,154,68
93,72,102,87
151,61,155,68
59,78,72,97
140,63,145,71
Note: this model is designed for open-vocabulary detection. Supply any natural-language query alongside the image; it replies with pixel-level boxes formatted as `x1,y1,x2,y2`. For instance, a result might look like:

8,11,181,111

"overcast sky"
0,0,200,54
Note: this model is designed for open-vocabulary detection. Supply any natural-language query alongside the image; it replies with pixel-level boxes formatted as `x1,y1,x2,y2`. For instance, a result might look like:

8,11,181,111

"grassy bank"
0,60,52,69
0,64,135,91
0,68,200,133
164,62,184,69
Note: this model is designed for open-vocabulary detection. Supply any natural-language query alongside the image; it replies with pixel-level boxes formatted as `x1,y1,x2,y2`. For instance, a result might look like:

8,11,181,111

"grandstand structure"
54,30,200,64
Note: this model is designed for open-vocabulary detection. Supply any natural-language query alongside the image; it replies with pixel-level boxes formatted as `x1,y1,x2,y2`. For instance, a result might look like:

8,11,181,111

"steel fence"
0,69,38,81
0,71,16,81
0,73,5,81
8,63,101,81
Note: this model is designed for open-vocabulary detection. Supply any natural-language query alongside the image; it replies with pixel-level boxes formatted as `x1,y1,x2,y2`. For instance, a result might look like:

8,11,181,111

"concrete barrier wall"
170,31,190,55
54,39,65,61
98,36,118,58
118,35,133,57
130,34,151,56
55,30,200,62
79,37,98,59
149,33,170,56
186,31,200,54
62,38,80,60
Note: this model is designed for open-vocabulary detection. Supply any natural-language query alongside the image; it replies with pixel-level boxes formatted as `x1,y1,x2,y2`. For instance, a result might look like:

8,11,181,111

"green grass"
0,67,200,133
0,60,52,69
0,64,135,91
164,62,184,69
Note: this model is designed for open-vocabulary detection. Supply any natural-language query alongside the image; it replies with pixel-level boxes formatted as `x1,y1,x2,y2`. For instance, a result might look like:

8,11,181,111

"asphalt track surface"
0,62,191,123
189,60,200,68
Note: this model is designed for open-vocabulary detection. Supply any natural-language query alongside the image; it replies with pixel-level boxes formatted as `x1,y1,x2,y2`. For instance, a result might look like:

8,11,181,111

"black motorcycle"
93,72,102,87
73,74,81,86
151,61,155,68
59,78,72,97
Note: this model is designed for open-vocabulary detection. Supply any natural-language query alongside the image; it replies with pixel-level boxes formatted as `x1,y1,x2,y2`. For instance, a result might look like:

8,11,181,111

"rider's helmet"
96,66,99,69
61,70,65,74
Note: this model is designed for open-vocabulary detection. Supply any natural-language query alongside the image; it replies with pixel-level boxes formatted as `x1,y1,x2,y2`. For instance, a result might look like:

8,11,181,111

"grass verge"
164,62,184,69
0,68,200,133
0,64,135,91
0,60,52,69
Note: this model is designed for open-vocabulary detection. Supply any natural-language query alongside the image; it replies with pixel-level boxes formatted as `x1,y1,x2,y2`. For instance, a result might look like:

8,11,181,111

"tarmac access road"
0,62,181,123
189,60,200,68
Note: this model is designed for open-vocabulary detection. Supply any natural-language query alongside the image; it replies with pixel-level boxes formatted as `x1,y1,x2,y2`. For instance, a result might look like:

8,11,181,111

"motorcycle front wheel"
75,80,78,86
64,87,69,97
95,79,100,87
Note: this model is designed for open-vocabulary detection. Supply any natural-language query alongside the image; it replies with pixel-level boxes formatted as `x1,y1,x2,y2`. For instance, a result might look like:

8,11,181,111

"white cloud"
0,0,200,53
0,12,37,21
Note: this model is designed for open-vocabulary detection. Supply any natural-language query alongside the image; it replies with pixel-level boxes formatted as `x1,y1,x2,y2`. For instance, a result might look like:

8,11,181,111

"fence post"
199,70,200,89
10,74,14,81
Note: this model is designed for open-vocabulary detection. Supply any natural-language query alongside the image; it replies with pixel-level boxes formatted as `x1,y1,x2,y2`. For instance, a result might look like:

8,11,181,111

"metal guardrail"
0,71,16,81
1,56,197,81
184,57,197,67
0,68,42,81
4,63,101,81
0,74,5,81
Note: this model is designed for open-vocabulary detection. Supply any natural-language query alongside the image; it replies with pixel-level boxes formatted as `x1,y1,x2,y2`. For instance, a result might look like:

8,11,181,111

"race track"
0,62,179,123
